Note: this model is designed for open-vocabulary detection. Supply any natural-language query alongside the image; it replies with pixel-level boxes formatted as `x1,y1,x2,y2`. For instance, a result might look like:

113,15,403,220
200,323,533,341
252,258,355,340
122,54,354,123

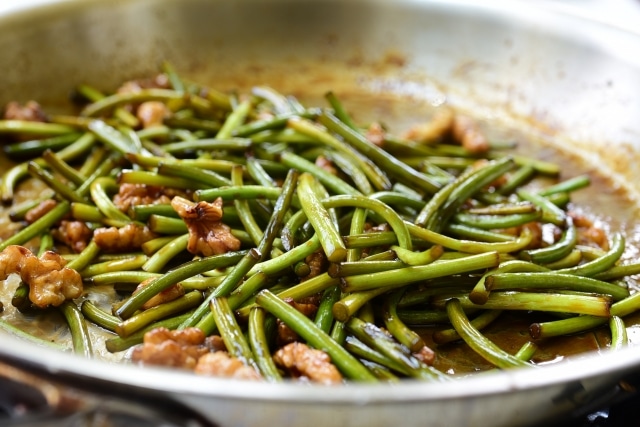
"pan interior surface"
0,1,640,427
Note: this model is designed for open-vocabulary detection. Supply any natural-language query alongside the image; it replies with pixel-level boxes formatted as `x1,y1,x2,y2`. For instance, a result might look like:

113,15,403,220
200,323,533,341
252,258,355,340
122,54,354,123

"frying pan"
1,0,640,426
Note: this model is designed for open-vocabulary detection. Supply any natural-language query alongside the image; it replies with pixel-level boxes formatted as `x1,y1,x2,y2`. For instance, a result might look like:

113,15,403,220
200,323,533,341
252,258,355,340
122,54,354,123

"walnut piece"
132,327,261,380
132,327,229,371
301,251,327,282
113,183,184,212
117,74,170,94
93,223,157,252
402,106,454,144
53,220,93,253
171,196,241,257
277,297,320,345
452,115,490,154
402,108,490,154
137,101,169,128
195,352,262,381
273,342,343,385
277,319,300,346
131,327,211,370
0,246,82,308
569,211,610,250
25,200,93,253
3,100,47,122
284,297,319,318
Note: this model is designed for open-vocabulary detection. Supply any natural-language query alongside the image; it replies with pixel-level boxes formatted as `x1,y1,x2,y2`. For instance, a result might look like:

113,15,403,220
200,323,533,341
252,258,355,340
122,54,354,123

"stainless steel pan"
1,1,640,426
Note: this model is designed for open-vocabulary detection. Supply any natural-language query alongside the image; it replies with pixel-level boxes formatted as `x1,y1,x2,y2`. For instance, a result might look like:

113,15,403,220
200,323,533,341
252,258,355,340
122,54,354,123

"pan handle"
0,359,218,427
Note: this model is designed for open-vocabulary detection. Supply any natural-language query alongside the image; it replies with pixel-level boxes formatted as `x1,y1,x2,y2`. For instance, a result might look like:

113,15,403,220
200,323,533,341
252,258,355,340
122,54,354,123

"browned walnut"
93,223,158,252
0,246,82,308
277,296,320,346
285,296,319,318
131,327,211,370
277,320,300,346
137,101,169,129
452,115,490,154
53,220,93,253
402,106,454,144
117,74,171,94
301,251,327,282
3,100,47,122
195,352,262,380
273,342,343,385
171,196,241,257
113,183,186,212
402,107,489,154
569,211,610,251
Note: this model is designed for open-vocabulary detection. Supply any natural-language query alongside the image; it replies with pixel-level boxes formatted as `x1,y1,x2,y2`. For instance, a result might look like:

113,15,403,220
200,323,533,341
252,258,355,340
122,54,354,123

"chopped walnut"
365,121,386,147
134,278,185,310
273,342,343,385
117,74,171,94
569,211,610,250
171,196,241,257
402,106,454,144
137,101,169,129
52,220,93,253
580,227,609,251
131,327,211,370
284,297,319,318
277,297,320,346
3,100,47,122
195,351,262,380
0,246,82,308
113,183,186,212
24,199,58,224
93,223,158,252
114,75,172,123
301,251,327,281
452,115,490,154
0,245,28,279
277,319,300,346
205,335,228,353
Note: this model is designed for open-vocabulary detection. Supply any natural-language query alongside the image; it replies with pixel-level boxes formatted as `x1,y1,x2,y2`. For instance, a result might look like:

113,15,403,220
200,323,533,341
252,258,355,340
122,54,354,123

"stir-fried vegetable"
0,64,638,383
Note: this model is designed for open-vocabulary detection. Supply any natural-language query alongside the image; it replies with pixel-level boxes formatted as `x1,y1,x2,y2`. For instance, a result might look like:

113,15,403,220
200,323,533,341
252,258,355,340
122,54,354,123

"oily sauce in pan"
1,64,640,377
